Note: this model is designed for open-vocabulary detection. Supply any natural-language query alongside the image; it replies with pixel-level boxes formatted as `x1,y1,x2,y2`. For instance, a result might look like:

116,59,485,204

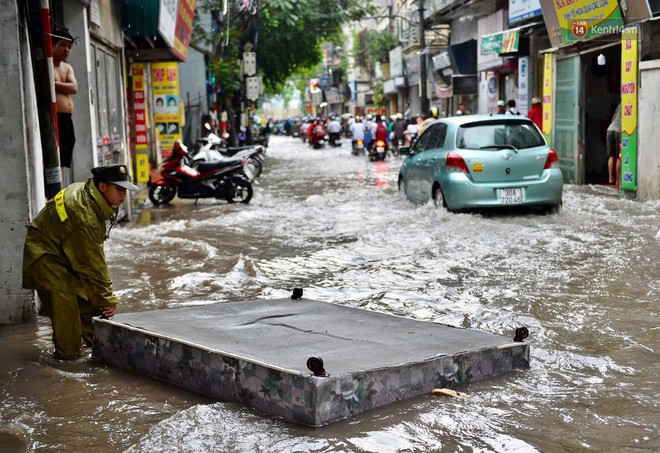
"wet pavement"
1,135,659,452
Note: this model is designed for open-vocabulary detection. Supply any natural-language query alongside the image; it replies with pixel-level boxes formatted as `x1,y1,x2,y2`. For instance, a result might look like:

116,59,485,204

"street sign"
246,76,260,101
243,52,256,76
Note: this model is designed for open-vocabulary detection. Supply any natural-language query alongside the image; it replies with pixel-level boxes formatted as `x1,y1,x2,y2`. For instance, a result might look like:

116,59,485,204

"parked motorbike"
149,141,253,206
369,139,387,161
193,131,265,180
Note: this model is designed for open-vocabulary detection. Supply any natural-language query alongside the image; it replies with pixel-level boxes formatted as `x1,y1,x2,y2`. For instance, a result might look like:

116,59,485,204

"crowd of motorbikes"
146,115,421,207
287,115,418,162
148,124,267,206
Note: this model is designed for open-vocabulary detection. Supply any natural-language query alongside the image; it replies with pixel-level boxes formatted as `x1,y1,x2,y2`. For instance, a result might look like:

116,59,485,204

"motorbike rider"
327,116,342,146
311,118,327,147
364,114,374,150
350,116,365,150
370,116,389,159
393,113,406,151
307,117,316,143
418,106,439,136
374,116,389,147
405,116,420,146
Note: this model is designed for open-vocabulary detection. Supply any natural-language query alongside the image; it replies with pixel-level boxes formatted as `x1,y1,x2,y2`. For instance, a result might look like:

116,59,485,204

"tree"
353,28,397,78
193,0,374,144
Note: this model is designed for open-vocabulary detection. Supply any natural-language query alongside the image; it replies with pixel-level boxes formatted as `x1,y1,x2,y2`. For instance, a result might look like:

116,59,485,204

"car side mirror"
399,146,412,156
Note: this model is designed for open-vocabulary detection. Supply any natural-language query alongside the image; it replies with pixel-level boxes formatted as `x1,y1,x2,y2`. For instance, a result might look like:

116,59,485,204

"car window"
426,123,447,149
412,128,432,152
456,121,544,150
412,123,448,152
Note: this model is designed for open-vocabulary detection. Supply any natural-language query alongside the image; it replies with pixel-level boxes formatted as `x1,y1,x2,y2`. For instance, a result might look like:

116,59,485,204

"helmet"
355,116,361,122
429,106,439,118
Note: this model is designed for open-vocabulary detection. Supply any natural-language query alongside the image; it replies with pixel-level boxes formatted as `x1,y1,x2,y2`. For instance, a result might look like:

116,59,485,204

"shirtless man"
52,28,77,183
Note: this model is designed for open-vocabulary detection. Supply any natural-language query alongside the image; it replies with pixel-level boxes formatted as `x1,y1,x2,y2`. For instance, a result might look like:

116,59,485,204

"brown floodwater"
1,136,658,452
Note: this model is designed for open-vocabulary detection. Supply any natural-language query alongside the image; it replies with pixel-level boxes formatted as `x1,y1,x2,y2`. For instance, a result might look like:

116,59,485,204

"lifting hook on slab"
307,356,327,377
513,327,529,342
291,288,303,300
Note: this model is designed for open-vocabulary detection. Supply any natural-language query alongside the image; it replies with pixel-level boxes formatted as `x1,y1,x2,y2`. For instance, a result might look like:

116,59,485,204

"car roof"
437,114,533,126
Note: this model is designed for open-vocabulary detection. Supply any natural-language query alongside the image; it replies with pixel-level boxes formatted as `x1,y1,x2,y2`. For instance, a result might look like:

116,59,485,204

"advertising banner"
152,62,181,159
542,54,553,145
172,0,197,61
509,0,542,24
131,63,149,184
158,0,178,48
540,0,623,47
620,27,639,191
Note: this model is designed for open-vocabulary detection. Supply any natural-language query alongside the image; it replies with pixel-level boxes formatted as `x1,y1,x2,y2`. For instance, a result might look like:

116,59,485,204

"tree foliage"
194,0,375,95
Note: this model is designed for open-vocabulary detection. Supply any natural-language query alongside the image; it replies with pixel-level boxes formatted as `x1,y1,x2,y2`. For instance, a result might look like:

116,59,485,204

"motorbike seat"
217,145,260,157
196,158,243,173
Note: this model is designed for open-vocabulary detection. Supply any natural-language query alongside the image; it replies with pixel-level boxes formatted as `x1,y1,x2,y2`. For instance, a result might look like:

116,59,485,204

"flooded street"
1,135,659,452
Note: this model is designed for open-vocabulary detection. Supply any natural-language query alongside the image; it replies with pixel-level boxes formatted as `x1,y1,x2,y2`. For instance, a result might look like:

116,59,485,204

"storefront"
539,0,650,189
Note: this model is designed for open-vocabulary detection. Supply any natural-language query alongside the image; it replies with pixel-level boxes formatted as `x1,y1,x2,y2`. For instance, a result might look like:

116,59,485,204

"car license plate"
499,188,522,205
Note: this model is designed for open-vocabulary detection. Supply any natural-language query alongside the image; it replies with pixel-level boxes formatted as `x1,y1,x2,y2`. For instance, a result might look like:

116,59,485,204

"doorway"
582,44,621,185
91,41,125,166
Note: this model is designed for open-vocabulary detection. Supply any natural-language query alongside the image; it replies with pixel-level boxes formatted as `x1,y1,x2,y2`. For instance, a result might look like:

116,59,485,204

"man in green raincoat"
23,165,138,359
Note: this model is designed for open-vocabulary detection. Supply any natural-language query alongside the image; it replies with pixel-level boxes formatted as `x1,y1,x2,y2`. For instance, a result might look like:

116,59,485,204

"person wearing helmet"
418,106,440,135
350,116,365,151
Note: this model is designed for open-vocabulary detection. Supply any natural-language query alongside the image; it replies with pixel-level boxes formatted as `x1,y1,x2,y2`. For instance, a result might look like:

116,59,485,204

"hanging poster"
152,62,181,159
620,27,639,191
172,0,197,61
131,63,149,183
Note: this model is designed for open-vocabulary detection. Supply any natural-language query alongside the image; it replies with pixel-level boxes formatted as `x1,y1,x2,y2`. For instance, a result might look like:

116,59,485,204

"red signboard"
172,0,197,61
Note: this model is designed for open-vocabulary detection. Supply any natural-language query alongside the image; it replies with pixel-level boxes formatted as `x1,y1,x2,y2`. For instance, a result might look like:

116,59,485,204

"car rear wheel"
398,176,406,197
545,202,561,215
432,185,447,209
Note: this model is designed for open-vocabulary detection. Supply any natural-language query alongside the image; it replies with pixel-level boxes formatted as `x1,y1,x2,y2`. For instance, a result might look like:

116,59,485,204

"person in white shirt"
327,117,342,134
505,99,521,115
327,117,342,146
350,116,365,144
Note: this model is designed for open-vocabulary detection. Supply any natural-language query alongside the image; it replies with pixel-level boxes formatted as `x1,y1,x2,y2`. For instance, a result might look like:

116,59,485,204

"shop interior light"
597,54,606,66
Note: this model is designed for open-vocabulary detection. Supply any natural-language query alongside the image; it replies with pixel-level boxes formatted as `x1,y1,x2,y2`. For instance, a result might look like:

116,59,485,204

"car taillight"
544,149,559,169
446,152,469,173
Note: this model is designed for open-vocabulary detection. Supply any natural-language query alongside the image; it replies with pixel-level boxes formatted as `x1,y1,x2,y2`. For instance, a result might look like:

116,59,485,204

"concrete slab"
93,298,529,426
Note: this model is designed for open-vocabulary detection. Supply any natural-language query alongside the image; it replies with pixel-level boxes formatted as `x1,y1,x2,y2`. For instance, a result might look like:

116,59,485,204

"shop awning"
121,0,197,62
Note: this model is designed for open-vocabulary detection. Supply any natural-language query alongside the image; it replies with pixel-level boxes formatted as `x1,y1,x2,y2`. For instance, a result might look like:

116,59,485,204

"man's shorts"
606,130,620,158
57,112,76,167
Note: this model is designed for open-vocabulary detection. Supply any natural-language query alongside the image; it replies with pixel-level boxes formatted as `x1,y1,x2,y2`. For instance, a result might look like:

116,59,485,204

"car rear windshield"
456,121,545,150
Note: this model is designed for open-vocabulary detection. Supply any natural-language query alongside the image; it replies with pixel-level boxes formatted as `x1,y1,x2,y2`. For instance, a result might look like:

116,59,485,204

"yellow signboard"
542,54,553,144
152,62,182,159
620,27,638,191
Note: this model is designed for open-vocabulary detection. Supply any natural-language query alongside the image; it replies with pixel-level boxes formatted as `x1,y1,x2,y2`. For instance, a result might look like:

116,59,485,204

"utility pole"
28,0,61,198
418,0,429,115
